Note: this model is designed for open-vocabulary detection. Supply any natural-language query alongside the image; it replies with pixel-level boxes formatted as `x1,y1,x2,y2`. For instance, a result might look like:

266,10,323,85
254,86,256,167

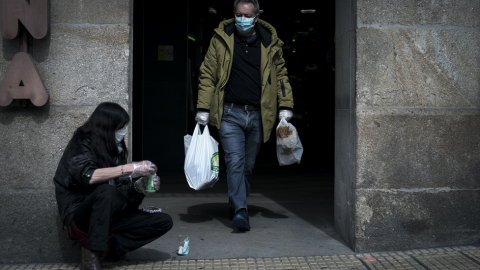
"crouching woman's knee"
153,213,173,234
95,184,117,197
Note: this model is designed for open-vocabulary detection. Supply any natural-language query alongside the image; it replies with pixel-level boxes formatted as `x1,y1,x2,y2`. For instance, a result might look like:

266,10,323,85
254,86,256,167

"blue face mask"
235,15,256,34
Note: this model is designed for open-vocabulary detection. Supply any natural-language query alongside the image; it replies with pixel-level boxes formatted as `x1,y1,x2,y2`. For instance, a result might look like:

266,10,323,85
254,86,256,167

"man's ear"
254,14,260,23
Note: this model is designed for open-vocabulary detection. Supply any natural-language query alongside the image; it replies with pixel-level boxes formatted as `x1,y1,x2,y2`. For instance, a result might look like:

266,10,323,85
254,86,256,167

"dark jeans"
74,184,173,257
219,105,263,214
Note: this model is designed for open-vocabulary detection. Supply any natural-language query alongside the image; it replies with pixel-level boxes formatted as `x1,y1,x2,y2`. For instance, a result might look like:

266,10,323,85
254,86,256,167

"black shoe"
232,209,250,231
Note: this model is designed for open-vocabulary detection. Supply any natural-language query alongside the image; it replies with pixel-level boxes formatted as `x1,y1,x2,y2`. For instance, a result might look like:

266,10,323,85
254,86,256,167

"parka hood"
216,18,279,48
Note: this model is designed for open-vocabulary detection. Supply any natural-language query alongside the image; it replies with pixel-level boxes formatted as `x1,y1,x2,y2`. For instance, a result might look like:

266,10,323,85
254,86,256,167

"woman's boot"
80,247,101,270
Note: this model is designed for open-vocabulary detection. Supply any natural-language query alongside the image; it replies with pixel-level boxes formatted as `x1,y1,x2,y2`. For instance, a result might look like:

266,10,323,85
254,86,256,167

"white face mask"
115,127,127,143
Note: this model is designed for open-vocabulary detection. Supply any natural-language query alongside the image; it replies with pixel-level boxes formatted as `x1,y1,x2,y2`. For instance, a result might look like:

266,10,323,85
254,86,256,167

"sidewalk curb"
1,245,479,270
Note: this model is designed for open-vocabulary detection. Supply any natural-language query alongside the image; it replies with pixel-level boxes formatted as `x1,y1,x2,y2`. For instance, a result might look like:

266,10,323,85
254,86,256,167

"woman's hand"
134,177,146,195
89,161,157,185
154,176,161,191
131,160,157,178
134,176,160,194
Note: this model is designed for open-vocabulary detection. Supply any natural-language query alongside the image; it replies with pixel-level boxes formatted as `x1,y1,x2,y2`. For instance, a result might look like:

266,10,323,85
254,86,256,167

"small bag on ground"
184,124,220,190
276,117,303,166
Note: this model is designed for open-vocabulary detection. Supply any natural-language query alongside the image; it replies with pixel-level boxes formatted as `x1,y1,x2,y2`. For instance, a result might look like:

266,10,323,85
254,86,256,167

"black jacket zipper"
280,79,286,97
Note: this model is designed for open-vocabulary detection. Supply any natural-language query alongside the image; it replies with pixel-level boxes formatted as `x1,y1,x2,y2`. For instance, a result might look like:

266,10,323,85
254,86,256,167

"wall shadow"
56,214,82,263
0,103,51,125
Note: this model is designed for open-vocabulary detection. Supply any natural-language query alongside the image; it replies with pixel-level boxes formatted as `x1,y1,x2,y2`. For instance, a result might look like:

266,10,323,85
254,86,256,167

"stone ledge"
358,0,480,27
0,190,80,264
355,189,480,253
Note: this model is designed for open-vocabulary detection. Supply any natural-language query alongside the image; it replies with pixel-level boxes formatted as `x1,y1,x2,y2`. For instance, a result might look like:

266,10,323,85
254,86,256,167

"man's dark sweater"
225,30,262,106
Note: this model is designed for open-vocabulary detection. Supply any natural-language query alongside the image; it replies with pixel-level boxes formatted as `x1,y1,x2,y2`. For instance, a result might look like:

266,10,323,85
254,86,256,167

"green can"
146,174,156,192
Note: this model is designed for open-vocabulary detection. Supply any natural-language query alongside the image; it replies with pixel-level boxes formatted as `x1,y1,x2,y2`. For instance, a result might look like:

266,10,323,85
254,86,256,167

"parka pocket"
268,74,271,85
280,79,286,97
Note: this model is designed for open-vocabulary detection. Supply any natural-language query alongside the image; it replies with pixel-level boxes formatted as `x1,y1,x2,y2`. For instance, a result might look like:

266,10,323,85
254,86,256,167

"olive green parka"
197,19,294,143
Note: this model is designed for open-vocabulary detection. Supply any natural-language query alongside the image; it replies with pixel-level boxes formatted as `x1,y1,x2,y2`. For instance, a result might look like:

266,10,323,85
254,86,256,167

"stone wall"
354,0,480,252
0,0,133,263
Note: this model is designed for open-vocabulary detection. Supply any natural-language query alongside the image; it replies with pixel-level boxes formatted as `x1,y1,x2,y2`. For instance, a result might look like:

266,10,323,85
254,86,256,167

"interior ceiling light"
259,9,264,13
301,9,316,13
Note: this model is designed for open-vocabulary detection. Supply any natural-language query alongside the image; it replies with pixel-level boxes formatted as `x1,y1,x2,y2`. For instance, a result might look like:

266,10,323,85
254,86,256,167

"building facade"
0,0,479,264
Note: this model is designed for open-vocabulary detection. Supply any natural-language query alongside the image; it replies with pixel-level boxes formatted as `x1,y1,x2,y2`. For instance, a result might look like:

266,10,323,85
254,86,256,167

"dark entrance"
130,0,347,259
133,0,335,174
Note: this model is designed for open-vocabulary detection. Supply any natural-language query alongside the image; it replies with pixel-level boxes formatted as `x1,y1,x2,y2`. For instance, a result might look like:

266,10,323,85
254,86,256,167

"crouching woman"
53,102,172,269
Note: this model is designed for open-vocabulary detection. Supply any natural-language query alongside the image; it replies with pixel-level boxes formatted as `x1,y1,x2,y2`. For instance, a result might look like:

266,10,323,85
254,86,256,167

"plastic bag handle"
194,123,210,135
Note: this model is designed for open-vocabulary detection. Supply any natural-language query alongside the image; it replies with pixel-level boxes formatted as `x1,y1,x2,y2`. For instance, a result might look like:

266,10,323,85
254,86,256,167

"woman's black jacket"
53,139,145,228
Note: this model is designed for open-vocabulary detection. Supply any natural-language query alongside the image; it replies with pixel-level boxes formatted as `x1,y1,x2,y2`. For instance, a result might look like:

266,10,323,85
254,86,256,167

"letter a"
0,52,48,106
0,0,48,39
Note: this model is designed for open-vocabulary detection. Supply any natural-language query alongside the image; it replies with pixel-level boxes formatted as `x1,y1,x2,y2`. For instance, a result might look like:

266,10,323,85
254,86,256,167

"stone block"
51,0,131,24
355,189,480,252
0,106,96,189
0,24,131,106
36,24,130,106
357,28,480,108
0,190,80,264
358,0,480,27
356,109,480,190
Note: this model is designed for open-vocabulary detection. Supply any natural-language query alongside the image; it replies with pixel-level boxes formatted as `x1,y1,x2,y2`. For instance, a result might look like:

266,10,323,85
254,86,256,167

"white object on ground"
178,236,190,255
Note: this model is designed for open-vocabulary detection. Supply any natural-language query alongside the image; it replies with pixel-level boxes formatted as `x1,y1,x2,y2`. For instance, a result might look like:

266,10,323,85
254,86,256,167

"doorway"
185,0,336,172
131,0,347,260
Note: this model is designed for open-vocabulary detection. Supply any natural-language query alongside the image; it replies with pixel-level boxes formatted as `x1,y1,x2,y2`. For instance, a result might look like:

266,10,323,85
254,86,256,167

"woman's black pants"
74,184,173,257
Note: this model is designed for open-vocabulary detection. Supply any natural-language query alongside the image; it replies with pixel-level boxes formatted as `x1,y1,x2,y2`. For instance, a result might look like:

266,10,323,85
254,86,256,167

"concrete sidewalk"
124,170,351,261
1,245,480,270
3,170,479,269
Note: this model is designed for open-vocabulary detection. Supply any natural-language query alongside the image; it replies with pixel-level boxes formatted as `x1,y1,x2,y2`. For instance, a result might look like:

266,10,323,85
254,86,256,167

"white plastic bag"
184,124,220,190
276,117,299,148
276,118,303,166
184,134,192,155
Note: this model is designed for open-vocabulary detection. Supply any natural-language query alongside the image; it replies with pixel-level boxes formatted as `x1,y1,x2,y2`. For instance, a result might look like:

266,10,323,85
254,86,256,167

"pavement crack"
459,251,480,266
409,255,431,270
357,257,373,270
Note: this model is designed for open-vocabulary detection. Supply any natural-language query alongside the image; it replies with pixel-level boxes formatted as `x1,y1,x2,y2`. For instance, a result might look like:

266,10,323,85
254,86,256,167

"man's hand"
154,176,161,191
279,110,293,122
195,111,210,125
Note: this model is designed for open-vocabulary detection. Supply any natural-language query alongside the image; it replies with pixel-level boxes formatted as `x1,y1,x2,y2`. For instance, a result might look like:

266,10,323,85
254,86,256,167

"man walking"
195,0,294,231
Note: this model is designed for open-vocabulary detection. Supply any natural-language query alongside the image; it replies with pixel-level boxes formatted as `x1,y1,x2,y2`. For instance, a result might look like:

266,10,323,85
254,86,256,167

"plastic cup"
178,235,189,255
145,174,156,192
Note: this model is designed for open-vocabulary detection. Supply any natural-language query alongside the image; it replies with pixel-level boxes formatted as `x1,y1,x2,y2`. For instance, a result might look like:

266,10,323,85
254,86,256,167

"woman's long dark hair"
71,102,130,167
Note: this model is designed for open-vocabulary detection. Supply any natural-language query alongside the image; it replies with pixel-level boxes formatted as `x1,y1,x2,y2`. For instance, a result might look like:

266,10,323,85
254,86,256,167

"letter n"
0,0,48,39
